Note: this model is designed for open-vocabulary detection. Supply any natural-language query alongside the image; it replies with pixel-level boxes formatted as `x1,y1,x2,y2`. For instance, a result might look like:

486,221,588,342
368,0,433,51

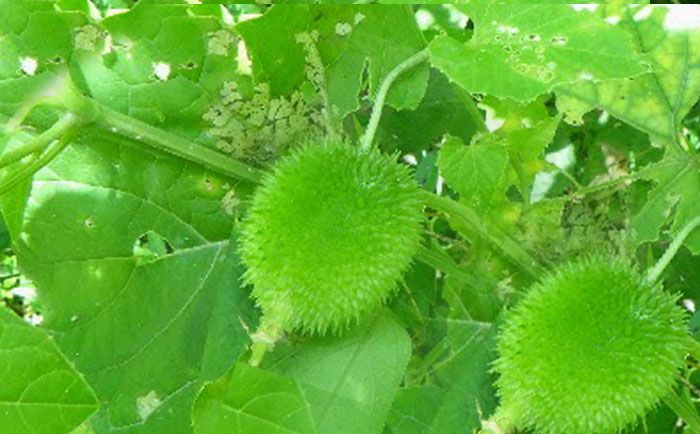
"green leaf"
316,5,428,118
236,5,429,120
425,320,498,434
438,320,498,429
0,0,87,117
69,424,97,434
437,113,560,224
380,69,483,154
438,135,511,215
429,4,643,101
265,314,412,434
506,114,562,201
628,402,677,434
74,3,239,144
389,260,440,337
0,306,98,434
235,5,310,97
663,245,700,300
0,129,40,240
194,314,412,434
557,5,700,144
386,385,446,434
193,363,315,434
629,145,700,254
478,95,550,134
443,270,502,324
5,134,257,434
0,209,9,250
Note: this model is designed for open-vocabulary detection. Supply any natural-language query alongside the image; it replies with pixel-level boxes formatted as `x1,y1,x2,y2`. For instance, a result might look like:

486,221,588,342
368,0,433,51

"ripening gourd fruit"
239,138,423,335
493,255,691,434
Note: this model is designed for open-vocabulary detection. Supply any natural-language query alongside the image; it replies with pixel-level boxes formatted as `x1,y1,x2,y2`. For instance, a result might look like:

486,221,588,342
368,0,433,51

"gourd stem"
361,49,430,151
248,342,269,368
95,105,263,184
420,190,542,279
475,408,515,434
0,126,76,196
0,113,78,170
3,72,263,185
247,317,284,367
646,215,700,284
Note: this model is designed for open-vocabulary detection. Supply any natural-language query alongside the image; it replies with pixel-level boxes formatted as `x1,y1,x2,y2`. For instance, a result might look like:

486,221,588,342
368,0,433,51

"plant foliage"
1,2,700,434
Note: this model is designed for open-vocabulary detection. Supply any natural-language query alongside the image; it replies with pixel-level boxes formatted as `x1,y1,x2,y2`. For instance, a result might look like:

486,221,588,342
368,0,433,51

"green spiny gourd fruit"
493,255,690,434
239,138,423,335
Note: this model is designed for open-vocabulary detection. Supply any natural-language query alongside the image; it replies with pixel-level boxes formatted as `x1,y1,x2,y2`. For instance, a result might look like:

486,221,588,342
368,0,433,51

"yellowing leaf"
557,5,700,144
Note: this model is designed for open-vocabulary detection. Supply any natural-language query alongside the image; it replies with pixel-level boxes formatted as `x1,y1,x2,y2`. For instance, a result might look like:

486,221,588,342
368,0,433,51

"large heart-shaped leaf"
3,131,257,434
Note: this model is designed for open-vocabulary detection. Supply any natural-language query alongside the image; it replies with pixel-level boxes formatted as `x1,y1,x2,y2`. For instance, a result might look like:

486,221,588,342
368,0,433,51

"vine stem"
0,113,79,170
95,105,263,184
7,72,264,185
420,190,542,279
361,49,430,151
415,244,472,282
646,215,700,284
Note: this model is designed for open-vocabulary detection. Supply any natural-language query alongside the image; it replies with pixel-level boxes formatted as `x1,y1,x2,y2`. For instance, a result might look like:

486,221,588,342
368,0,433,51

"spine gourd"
239,138,423,336
493,255,691,434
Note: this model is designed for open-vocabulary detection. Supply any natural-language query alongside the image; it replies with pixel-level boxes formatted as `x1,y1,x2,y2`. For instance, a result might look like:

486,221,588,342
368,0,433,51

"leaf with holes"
2,130,257,434
429,4,644,101
0,0,87,118
237,5,429,120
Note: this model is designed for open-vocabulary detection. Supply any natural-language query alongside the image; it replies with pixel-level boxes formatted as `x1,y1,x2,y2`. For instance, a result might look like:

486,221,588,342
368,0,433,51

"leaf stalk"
646,215,700,284
0,125,77,196
0,112,78,171
662,389,700,434
95,105,263,184
420,190,542,279
361,49,430,151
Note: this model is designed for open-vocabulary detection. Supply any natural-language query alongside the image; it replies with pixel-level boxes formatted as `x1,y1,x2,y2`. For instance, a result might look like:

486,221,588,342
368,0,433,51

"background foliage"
2,2,700,434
